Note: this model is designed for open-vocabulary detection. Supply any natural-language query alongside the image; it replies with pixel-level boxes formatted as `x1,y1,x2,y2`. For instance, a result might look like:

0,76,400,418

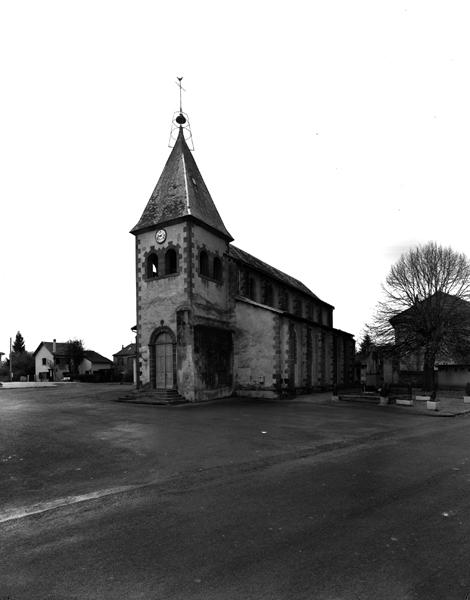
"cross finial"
169,76,194,150
176,76,185,114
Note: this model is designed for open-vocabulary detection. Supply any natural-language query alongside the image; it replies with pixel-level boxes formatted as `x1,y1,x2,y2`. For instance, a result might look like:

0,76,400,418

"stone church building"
131,123,354,402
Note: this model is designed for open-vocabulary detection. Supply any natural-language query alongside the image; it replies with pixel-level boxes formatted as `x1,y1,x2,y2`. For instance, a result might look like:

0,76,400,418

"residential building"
113,343,137,382
34,341,113,381
389,292,470,388
79,351,113,375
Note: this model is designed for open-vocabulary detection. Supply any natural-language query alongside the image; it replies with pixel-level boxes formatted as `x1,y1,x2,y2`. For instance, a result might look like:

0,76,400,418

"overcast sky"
2,1,469,360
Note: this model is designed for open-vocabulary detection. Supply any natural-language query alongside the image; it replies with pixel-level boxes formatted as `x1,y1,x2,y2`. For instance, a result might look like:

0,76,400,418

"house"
79,351,113,375
113,343,137,382
34,340,71,381
130,108,355,402
388,292,470,389
436,363,470,389
356,344,395,389
34,341,113,381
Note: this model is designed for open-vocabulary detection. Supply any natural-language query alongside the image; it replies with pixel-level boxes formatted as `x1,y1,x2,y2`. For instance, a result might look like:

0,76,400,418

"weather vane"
176,77,185,118
169,76,194,149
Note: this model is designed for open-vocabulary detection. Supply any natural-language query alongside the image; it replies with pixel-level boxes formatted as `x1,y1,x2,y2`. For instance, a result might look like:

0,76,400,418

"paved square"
2,384,470,600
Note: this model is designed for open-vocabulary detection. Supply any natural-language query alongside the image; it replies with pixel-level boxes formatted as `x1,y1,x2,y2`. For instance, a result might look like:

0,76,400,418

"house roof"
131,127,233,240
33,342,112,364
390,292,470,325
228,245,332,306
113,343,136,358
33,341,69,357
83,351,113,365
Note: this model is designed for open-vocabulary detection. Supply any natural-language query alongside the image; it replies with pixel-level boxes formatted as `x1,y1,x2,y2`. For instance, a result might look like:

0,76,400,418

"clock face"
155,229,167,244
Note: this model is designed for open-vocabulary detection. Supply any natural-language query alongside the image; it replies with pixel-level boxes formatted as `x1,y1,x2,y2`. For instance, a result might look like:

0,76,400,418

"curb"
334,399,470,418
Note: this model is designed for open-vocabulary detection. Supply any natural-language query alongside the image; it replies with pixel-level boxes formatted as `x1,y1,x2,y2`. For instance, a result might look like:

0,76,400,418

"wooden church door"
155,332,174,389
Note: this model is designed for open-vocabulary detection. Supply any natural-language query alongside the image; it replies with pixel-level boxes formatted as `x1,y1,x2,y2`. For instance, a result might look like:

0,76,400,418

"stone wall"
135,221,355,399
136,222,187,386
234,298,280,398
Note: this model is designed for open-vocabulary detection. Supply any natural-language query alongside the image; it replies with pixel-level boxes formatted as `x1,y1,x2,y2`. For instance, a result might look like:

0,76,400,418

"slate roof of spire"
131,127,232,239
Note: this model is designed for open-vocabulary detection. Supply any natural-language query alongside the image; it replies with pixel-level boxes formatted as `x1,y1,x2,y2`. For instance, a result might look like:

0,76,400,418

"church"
131,110,355,402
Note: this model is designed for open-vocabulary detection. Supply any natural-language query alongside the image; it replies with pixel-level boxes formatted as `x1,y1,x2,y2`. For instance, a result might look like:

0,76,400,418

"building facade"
113,343,137,383
34,341,113,381
131,126,355,401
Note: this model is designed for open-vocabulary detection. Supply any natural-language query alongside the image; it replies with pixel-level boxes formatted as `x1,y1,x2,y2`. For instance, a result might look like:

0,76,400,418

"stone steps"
154,389,187,403
117,389,187,405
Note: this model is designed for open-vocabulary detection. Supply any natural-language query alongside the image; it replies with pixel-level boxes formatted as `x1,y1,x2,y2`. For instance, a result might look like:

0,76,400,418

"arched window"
199,250,209,276
213,256,222,281
146,254,158,279
165,248,177,274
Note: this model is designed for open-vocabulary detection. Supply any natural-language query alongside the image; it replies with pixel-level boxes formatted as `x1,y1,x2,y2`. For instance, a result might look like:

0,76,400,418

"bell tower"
131,80,234,401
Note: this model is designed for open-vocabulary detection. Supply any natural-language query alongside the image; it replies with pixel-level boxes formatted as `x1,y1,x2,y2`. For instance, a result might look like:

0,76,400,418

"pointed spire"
131,126,232,240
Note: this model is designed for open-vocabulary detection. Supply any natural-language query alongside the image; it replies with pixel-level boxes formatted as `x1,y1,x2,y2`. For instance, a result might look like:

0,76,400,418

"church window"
306,302,313,320
247,276,256,301
293,297,303,317
263,282,273,306
146,254,159,279
313,305,320,322
42,358,47,366
239,268,248,295
322,308,331,326
199,250,209,276
213,256,223,281
165,248,178,274
279,288,289,311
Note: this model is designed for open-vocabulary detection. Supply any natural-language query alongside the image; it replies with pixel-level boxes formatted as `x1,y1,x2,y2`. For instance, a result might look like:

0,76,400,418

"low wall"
0,382,57,389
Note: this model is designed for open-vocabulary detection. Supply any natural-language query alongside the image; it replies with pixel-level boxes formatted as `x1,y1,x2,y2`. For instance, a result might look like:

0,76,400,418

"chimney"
53,339,57,354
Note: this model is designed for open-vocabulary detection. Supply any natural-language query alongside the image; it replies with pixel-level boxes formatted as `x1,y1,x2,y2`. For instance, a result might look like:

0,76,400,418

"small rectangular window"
247,275,256,301
279,288,289,311
293,297,302,317
306,302,313,320
42,358,47,365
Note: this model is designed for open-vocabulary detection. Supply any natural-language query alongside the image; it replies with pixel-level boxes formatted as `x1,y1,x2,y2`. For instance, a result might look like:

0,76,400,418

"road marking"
0,485,140,524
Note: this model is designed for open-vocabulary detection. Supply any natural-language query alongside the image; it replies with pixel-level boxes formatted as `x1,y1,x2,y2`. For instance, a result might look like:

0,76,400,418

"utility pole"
9,337,13,381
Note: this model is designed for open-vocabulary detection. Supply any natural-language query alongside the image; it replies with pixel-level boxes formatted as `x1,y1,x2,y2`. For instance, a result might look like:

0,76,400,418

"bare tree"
369,242,470,389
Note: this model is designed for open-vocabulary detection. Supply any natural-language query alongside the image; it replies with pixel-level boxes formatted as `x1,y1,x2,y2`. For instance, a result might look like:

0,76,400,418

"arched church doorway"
150,329,176,390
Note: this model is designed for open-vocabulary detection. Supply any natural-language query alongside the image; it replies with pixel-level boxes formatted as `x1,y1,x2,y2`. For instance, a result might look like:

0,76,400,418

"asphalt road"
1,384,470,599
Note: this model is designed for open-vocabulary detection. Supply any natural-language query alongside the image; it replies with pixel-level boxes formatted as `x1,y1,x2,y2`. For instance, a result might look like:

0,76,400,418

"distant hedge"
75,371,121,383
